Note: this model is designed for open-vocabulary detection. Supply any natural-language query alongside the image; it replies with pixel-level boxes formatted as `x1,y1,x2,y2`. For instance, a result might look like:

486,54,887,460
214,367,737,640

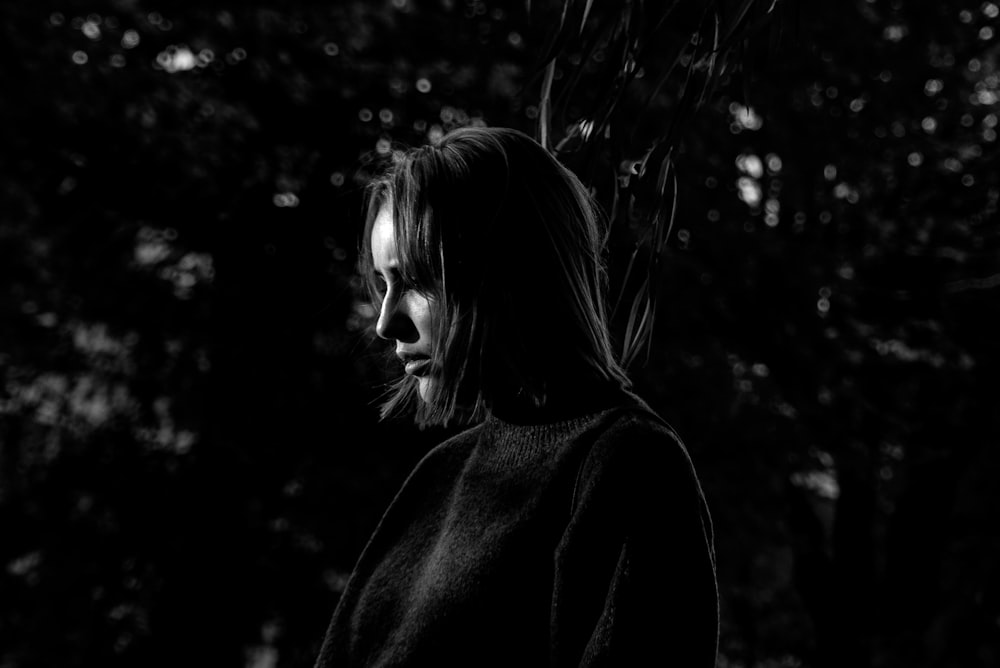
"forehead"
370,207,397,267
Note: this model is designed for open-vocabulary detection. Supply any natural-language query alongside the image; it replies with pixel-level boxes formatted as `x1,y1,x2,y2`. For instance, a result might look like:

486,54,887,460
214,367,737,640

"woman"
315,127,718,667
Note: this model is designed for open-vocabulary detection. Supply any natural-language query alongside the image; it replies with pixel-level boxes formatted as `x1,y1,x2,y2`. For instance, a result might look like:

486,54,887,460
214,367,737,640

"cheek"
410,295,436,338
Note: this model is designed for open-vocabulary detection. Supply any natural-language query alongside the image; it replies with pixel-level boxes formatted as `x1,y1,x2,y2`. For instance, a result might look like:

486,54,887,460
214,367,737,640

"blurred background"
2,0,999,666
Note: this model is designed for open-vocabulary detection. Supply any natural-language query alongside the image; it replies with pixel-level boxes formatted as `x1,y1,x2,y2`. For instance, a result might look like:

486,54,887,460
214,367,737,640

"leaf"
554,16,620,138
655,149,673,204
622,279,653,366
539,60,557,151
580,0,594,35
698,25,729,107
720,0,758,46
531,0,790,367
717,0,782,53
536,0,581,70
623,286,656,368
612,240,643,318
607,165,622,247
649,0,686,38
635,38,692,126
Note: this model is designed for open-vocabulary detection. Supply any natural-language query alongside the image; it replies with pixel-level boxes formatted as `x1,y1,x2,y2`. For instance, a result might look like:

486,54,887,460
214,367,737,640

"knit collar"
479,387,640,465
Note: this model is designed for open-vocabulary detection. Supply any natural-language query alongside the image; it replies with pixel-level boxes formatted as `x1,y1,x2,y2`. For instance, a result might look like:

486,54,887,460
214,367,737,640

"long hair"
359,126,630,427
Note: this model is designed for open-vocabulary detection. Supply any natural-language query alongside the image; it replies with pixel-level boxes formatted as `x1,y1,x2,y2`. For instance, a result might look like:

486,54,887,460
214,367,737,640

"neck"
490,379,627,426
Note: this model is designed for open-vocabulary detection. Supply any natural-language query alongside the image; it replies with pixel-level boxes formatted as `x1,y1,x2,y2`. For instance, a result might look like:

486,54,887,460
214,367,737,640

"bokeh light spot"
737,176,763,207
122,29,140,49
729,102,763,130
272,192,300,208
736,153,764,179
156,45,197,73
883,24,907,42
82,20,101,40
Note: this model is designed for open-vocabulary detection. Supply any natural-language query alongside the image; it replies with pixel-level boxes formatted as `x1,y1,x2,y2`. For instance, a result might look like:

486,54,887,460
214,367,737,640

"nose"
375,292,416,342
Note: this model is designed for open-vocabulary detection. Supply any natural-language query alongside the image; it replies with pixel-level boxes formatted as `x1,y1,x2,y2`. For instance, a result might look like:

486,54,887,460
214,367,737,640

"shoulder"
581,398,698,484
570,397,711,528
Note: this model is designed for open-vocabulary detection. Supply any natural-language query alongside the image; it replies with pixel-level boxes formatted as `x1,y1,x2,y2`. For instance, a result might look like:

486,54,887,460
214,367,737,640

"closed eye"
372,267,431,303
371,272,388,294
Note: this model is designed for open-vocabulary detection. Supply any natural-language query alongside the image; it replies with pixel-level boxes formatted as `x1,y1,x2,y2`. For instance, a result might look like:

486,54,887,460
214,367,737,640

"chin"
417,377,436,403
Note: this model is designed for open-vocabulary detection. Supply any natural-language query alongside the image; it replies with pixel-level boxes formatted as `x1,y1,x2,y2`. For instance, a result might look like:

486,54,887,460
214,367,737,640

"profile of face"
370,207,438,402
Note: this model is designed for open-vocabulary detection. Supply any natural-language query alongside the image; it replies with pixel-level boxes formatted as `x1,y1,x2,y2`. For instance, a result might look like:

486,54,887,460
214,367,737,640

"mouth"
401,357,432,377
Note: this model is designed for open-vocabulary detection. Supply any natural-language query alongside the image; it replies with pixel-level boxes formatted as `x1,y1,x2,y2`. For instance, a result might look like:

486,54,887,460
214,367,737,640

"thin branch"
945,273,1000,293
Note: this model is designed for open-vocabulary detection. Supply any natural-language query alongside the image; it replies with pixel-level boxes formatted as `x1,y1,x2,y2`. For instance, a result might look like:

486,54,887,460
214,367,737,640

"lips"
401,357,431,377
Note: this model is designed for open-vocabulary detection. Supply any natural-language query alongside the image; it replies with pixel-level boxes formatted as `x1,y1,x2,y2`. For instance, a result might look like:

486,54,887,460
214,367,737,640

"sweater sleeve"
549,413,719,668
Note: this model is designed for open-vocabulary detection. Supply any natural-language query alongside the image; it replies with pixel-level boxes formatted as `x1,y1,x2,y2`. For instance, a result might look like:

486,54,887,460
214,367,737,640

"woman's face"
370,207,437,402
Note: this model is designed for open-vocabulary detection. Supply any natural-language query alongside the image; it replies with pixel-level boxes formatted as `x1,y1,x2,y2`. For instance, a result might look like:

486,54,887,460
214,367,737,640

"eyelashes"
372,269,417,295
371,267,436,302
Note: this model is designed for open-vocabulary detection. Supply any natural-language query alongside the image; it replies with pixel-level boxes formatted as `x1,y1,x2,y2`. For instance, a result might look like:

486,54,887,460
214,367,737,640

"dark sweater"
315,395,718,667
